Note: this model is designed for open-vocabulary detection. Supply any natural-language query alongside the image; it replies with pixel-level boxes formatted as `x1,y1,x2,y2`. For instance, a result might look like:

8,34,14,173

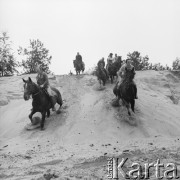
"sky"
0,0,180,75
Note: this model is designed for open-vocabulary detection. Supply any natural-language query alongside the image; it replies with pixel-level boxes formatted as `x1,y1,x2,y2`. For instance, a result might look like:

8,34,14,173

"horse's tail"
51,87,63,106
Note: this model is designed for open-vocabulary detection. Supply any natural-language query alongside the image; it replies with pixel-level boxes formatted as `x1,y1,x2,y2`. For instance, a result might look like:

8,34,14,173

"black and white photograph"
0,0,180,179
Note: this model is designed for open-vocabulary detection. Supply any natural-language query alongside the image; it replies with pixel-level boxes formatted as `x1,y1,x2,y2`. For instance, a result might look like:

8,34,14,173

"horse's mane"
123,68,135,84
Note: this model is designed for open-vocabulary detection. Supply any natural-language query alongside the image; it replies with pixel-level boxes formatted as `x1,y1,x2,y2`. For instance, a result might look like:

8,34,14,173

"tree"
0,32,18,76
127,51,149,70
149,63,153,70
18,39,52,74
172,58,180,70
139,55,149,70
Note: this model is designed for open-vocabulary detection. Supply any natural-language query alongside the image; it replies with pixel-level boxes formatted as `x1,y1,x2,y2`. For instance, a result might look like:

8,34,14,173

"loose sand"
0,70,180,179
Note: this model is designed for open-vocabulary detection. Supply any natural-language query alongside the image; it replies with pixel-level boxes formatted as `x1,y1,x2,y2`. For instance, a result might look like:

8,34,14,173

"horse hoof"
56,110,61,114
41,127,45,131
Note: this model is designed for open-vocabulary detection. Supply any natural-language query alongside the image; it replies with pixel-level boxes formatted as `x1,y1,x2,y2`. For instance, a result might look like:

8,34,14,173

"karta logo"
107,158,179,179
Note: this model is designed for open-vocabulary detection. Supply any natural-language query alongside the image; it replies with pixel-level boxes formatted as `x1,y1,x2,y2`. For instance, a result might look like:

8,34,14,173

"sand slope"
0,71,180,179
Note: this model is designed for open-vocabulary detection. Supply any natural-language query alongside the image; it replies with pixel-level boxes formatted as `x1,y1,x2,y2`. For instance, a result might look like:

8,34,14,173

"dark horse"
107,56,122,84
95,62,108,87
23,77,63,130
113,67,136,116
73,60,85,75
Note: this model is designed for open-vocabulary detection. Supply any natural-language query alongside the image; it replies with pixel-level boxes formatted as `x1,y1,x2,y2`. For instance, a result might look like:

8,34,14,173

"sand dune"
0,70,180,179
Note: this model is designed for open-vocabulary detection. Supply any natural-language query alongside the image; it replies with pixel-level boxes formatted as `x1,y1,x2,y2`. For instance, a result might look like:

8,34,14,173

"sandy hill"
0,70,180,179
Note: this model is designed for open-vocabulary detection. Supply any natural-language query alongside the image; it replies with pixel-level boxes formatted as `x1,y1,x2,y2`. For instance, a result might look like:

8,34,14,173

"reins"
31,85,43,98
32,91,40,97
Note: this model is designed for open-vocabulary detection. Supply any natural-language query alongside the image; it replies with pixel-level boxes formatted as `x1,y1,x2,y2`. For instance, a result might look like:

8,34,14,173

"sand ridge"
0,70,180,179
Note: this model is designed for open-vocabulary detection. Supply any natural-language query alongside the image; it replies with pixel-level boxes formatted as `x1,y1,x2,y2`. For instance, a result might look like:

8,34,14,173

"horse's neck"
98,66,104,71
32,85,42,99
124,72,134,82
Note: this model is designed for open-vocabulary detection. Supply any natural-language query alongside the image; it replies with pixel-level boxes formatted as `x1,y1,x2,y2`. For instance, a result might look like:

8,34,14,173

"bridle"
25,82,41,98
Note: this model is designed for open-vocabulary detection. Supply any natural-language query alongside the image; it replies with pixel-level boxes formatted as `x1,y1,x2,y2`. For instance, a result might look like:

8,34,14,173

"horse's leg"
126,103,131,116
99,79,102,88
102,78,105,86
46,109,50,117
40,111,46,130
110,75,112,84
29,109,37,123
130,99,135,113
122,99,131,116
111,75,113,84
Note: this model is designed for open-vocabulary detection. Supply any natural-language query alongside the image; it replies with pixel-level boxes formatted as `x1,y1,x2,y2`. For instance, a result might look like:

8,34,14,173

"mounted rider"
106,53,113,74
75,52,82,62
116,59,138,99
97,57,108,78
113,54,118,63
35,64,56,111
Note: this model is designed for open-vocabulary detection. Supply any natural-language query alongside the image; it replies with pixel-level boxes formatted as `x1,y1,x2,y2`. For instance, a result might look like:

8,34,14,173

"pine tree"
0,32,18,76
18,39,52,74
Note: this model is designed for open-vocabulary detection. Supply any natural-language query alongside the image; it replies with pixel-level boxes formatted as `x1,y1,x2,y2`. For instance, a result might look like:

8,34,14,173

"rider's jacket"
36,72,49,88
113,56,118,63
107,56,113,64
76,55,82,63
98,59,105,68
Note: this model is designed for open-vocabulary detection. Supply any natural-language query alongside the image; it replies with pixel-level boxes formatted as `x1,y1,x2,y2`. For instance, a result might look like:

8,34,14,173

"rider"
97,57,108,78
97,57,105,68
35,64,56,111
76,52,82,63
113,54,118,63
116,59,138,99
76,52,83,69
106,53,113,74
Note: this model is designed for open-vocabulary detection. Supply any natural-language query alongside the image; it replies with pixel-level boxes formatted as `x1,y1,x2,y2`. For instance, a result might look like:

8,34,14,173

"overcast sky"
0,0,180,74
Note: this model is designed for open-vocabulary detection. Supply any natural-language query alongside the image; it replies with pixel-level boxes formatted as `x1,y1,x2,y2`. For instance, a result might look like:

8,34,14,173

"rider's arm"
117,64,125,78
36,74,42,86
42,73,49,87
132,66,136,75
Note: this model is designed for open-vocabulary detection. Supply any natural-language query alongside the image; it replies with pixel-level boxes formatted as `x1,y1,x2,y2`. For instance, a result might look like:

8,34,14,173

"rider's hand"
40,84,44,88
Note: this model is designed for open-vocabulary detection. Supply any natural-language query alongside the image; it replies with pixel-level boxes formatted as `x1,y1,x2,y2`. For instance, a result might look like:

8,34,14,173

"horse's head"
22,77,38,100
99,62,104,69
124,68,136,82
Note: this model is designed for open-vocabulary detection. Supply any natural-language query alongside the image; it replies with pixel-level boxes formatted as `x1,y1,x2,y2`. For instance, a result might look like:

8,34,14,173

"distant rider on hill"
75,52,84,69
76,52,82,63
97,57,108,78
106,53,113,74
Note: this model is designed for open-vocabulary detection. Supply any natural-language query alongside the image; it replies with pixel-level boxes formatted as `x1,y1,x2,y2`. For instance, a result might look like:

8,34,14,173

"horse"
113,67,136,116
23,77,63,130
73,60,85,75
95,62,108,87
107,56,122,84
